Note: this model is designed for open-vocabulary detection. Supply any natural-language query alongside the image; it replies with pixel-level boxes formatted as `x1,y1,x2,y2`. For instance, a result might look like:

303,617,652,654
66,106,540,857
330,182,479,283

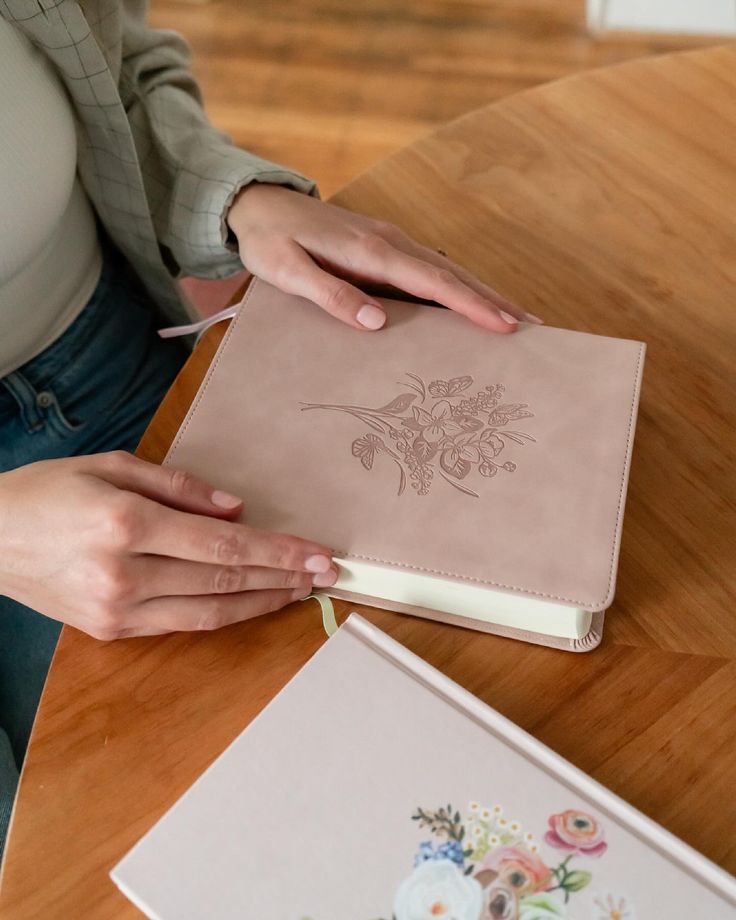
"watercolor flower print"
299,802,636,920
384,801,634,920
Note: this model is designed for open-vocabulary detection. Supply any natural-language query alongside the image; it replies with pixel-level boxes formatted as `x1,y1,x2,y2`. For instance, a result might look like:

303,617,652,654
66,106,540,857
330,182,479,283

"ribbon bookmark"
157,303,239,340
301,594,338,637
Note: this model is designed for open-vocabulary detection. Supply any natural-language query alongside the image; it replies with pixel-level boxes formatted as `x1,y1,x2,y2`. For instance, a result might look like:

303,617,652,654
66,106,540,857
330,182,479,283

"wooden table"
2,44,735,917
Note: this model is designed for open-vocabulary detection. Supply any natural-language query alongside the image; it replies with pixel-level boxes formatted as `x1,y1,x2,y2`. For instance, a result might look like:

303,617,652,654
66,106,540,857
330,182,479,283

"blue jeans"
0,241,189,860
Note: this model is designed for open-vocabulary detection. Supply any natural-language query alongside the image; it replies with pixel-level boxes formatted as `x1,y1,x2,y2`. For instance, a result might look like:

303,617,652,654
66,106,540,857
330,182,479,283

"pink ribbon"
157,303,239,340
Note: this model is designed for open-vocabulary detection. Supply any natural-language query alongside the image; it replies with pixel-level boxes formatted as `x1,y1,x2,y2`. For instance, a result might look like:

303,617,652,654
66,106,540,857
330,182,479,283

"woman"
0,1,542,858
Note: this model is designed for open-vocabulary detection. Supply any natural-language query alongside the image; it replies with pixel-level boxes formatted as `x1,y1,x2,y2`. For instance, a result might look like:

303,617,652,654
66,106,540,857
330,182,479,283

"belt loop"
0,372,45,433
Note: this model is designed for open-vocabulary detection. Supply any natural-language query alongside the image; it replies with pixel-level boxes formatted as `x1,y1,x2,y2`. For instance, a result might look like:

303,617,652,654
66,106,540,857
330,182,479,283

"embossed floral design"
545,811,607,858
352,434,387,469
300,373,535,498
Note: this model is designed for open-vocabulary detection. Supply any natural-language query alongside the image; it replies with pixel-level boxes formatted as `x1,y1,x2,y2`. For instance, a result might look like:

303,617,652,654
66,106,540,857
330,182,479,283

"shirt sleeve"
118,0,320,279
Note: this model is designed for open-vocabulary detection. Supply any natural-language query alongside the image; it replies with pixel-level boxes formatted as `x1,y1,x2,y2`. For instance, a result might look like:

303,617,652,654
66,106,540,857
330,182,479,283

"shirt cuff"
170,145,320,279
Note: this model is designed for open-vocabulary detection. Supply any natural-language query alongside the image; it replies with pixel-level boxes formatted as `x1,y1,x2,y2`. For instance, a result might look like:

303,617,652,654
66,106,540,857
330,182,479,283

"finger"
261,239,389,331
134,500,335,572
128,556,337,599
123,587,309,635
347,235,522,333
392,236,544,326
89,451,244,518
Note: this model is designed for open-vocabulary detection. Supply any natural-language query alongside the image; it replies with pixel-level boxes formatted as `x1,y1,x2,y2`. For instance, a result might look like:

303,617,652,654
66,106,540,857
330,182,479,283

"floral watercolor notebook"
162,280,646,652
111,615,736,920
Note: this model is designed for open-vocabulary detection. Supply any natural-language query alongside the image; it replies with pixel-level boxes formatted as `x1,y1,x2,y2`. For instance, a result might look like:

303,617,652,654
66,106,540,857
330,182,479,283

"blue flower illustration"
413,838,465,869
414,841,436,866
437,839,465,867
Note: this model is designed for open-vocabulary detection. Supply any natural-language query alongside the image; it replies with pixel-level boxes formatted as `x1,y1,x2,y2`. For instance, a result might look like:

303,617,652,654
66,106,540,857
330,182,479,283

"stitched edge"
591,341,645,609
166,280,646,610
164,278,261,460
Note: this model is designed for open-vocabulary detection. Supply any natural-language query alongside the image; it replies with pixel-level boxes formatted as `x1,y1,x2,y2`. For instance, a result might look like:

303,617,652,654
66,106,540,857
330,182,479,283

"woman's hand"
227,184,543,333
0,452,337,640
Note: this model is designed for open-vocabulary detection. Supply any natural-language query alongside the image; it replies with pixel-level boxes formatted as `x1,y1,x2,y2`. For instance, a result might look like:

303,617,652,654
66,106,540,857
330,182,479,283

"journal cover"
163,280,646,650
111,614,736,919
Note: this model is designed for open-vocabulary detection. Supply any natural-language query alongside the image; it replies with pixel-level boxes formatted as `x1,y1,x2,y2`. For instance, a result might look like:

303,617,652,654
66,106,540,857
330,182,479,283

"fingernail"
524,311,545,324
312,568,338,588
305,554,332,574
356,304,386,330
211,489,242,509
499,310,518,325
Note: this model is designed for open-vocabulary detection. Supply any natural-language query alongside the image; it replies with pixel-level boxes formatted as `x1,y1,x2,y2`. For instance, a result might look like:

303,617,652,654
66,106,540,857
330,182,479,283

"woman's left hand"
227,184,543,334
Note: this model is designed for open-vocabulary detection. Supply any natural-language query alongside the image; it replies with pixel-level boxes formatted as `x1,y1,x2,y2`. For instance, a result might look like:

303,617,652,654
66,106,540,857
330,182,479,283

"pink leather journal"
112,614,736,918
163,280,646,651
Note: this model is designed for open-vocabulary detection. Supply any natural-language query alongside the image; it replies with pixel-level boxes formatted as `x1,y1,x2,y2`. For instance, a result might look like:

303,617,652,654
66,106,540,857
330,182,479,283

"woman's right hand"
0,451,338,640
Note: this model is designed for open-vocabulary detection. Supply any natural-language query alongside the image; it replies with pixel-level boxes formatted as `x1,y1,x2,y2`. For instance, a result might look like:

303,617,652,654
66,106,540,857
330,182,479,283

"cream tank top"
0,18,103,379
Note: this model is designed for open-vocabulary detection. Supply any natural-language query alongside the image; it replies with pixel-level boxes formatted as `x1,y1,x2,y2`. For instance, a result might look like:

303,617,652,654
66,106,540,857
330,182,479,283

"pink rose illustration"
544,810,607,857
481,846,551,894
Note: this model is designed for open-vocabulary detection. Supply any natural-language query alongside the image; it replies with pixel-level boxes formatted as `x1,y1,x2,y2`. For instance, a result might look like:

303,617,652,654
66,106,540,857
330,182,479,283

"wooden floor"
149,0,705,198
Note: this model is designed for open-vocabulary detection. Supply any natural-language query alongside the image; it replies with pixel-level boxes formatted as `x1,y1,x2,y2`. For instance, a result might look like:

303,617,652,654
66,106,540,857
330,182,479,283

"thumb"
89,452,244,518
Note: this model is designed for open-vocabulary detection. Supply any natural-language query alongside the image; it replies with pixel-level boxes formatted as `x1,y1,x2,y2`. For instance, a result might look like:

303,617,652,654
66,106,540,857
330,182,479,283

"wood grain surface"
1,45,735,917
148,0,706,197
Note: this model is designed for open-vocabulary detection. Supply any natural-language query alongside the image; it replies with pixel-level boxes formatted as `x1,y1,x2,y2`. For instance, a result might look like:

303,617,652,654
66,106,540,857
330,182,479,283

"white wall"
588,0,736,35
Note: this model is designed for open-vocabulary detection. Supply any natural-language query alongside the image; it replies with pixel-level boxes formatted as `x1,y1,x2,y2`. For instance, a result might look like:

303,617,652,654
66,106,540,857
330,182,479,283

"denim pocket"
0,371,86,441
35,387,86,436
